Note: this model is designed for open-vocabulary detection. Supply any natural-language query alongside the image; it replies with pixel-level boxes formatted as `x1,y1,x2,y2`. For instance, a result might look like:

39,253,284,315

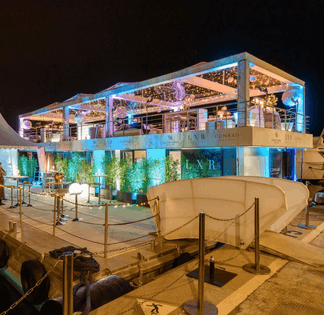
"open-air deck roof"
19,52,305,124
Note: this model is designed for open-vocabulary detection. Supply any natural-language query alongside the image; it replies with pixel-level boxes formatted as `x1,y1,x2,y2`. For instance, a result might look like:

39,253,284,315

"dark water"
0,274,39,315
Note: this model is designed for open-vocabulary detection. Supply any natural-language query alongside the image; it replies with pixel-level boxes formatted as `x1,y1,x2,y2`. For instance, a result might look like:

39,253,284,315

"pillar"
62,106,70,141
237,59,250,127
105,96,114,137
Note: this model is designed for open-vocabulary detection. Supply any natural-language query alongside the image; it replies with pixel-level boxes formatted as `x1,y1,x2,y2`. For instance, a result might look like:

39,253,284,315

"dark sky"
1,1,324,135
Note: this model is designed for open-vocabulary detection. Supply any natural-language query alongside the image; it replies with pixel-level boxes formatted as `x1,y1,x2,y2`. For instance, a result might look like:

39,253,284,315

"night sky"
1,1,323,135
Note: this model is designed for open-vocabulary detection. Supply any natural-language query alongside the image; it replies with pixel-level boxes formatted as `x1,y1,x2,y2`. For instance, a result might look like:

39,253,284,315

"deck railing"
21,101,310,143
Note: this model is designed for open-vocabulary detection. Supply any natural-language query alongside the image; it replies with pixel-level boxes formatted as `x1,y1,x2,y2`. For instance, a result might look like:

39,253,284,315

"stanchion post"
198,212,205,309
298,181,315,230
53,194,57,236
63,252,73,315
243,198,271,275
183,212,218,315
19,188,22,222
104,203,108,258
283,226,288,235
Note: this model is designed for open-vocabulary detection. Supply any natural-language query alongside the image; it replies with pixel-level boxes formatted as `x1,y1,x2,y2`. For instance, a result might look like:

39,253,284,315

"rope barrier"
206,202,255,222
22,212,53,226
107,214,158,226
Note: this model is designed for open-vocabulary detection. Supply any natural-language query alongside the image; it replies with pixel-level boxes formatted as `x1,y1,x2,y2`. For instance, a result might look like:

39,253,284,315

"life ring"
21,259,50,305
0,239,9,268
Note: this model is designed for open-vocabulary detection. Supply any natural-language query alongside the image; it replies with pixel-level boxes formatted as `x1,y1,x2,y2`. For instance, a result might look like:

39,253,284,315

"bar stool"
25,183,33,207
86,183,93,204
91,183,101,205
59,188,69,219
6,185,16,209
70,191,83,221
18,181,30,205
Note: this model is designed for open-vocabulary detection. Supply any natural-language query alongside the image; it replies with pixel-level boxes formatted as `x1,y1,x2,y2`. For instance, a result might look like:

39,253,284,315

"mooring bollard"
63,252,73,315
243,198,271,275
104,203,108,258
183,212,218,315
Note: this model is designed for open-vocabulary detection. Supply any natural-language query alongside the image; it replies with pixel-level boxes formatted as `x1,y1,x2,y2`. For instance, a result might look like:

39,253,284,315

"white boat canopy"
147,177,308,249
0,113,39,149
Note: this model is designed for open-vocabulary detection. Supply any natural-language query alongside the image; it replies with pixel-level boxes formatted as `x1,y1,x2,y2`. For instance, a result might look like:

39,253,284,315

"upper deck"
18,52,312,151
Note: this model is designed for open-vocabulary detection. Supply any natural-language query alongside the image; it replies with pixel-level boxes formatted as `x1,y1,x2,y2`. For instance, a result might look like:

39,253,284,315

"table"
40,176,53,192
5,176,29,207
47,181,71,193
92,175,107,205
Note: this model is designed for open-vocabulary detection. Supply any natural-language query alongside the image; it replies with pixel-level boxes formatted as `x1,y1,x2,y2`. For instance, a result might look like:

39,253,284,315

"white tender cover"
147,178,288,249
224,176,309,232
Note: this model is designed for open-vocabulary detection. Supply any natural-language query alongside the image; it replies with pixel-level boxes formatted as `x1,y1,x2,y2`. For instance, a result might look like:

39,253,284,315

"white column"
105,96,114,137
62,106,70,141
237,59,250,127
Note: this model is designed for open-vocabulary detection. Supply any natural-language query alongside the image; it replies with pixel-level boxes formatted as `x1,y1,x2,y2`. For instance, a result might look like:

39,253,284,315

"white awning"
0,113,39,149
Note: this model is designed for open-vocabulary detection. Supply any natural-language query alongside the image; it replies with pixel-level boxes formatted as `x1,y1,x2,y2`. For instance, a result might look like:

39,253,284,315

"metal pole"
183,212,218,315
254,198,260,270
198,212,205,310
63,252,73,315
243,197,271,275
53,194,57,236
19,188,22,222
104,203,108,258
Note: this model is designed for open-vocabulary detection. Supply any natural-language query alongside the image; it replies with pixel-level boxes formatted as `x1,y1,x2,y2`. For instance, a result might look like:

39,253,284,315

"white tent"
0,113,39,149
0,113,40,177
147,177,289,249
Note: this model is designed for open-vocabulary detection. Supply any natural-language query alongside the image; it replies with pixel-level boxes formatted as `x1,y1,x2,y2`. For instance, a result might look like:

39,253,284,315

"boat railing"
21,101,310,143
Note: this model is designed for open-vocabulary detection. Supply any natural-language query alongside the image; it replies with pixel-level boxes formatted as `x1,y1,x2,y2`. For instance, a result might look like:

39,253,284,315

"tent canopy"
0,113,39,149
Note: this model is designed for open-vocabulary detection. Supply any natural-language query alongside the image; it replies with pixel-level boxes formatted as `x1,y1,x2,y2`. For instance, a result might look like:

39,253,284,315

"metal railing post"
53,194,57,235
63,252,73,315
104,203,108,258
243,198,271,275
183,212,218,315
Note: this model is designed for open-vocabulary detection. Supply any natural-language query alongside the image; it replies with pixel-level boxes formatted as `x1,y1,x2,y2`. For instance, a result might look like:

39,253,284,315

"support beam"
62,106,70,141
183,76,236,93
237,59,250,127
105,96,114,137
115,93,175,107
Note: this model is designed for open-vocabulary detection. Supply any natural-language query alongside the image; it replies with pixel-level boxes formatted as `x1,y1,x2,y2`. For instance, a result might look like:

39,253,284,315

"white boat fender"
20,258,50,305
0,239,9,268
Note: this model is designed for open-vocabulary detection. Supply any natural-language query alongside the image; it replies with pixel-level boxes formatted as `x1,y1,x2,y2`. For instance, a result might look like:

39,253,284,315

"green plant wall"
18,155,39,177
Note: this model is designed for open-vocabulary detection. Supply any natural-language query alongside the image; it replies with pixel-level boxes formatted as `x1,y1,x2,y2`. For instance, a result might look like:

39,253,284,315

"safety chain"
0,254,63,315
204,247,243,264
107,214,159,226
92,216,199,256
115,259,199,315
22,212,53,226
206,202,255,222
